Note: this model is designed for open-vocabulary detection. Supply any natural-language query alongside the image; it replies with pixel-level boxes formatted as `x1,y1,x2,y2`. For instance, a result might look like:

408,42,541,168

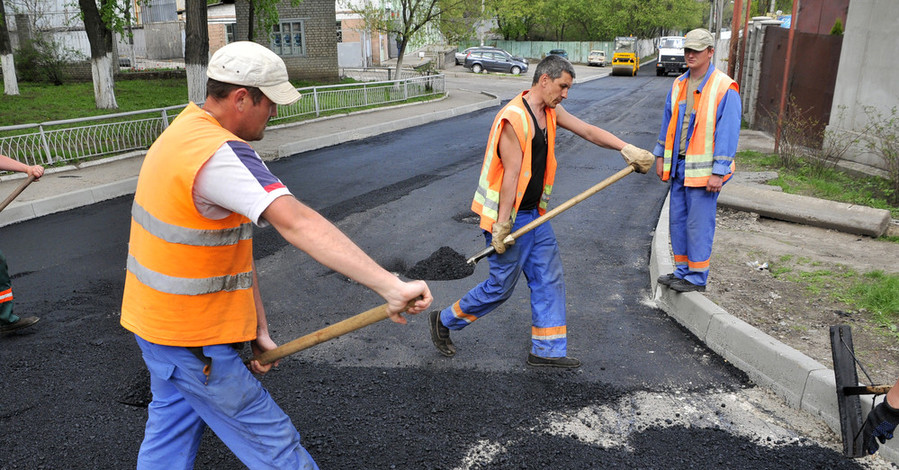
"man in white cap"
652,28,741,293
121,41,432,469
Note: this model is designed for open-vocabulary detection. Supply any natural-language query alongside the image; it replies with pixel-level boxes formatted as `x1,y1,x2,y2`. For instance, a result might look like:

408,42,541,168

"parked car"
587,50,606,67
455,46,498,65
547,49,568,59
464,49,529,75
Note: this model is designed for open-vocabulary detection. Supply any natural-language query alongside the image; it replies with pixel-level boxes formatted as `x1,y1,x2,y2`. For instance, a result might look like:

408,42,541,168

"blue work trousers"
668,157,722,286
440,209,568,357
134,335,318,470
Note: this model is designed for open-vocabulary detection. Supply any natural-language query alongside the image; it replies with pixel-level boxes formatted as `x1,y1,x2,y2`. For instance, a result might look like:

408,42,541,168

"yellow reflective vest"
471,92,557,231
121,103,257,347
661,68,738,186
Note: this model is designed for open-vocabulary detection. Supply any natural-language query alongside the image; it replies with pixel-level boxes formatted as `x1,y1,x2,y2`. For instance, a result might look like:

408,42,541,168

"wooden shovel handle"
251,299,418,366
466,165,635,265
0,175,36,213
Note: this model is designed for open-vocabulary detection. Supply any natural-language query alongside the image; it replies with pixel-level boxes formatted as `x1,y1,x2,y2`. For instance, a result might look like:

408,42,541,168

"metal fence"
0,73,445,169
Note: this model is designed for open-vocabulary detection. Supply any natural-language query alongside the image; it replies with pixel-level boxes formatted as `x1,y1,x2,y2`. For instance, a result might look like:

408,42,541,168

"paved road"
0,64,883,469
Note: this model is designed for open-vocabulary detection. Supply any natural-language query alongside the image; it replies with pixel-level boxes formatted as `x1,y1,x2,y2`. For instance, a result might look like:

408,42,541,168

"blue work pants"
668,157,722,286
440,209,568,357
134,335,318,470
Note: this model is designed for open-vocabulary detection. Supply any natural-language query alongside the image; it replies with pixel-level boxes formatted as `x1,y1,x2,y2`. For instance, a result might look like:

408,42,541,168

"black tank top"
518,100,547,211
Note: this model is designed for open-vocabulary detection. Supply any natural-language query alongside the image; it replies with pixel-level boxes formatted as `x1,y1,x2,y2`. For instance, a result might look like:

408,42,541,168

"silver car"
463,49,529,75
455,46,498,65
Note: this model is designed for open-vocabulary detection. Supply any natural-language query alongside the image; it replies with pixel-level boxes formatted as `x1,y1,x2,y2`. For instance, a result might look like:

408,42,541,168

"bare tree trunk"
185,0,209,104
0,0,19,95
79,0,118,109
394,38,408,79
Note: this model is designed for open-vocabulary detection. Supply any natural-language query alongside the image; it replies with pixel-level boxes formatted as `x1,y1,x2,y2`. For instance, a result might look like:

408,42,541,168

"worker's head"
683,28,715,73
204,41,301,141
206,41,301,106
531,55,575,108
532,54,575,86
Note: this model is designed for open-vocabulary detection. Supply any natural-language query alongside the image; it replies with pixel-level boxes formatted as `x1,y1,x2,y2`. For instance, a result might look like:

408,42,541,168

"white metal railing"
0,74,444,169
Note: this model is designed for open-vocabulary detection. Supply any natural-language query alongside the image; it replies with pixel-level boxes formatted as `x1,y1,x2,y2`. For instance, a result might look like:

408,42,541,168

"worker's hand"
248,333,280,374
384,279,432,324
862,400,899,454
27,165,44,179
706,174,724,192
655,156,664,180
491,220,514,255
620,144,654,174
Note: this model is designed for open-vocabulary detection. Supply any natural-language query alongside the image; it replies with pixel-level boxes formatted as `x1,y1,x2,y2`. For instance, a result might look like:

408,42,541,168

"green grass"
738,150,899,220
0,79,190,126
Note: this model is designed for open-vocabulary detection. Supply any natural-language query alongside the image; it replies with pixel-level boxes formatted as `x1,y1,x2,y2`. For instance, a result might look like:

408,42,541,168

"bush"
13,37,84,85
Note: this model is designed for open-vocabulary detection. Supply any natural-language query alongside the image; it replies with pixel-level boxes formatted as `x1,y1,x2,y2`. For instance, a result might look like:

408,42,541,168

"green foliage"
830,18,843,35
484,0,704,41
861,106,899,205
847,271,899,337
13,38,84,85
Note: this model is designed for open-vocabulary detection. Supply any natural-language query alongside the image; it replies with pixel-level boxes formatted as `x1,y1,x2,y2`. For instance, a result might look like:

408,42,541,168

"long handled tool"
830,324,894,457
0,175,36,213
466,165,635,265
250,300,418,366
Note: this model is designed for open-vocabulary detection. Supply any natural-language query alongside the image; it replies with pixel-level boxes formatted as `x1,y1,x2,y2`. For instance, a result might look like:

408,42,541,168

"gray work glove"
491,220,514,255
862,400,899,455
620,144,654,174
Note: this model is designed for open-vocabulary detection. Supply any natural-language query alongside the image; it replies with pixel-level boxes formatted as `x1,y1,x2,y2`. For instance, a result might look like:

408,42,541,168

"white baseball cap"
207,41,302,105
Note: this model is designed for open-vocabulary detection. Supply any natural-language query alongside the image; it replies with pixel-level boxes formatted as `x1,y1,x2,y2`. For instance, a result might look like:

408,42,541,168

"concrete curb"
651,195,899,464
275,91,500,158
0,177,138,226
720,183,892,237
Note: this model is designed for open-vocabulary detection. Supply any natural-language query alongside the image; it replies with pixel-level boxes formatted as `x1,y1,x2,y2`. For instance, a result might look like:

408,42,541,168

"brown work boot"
0,316,40,333
429,310,455,357
527,353,581,369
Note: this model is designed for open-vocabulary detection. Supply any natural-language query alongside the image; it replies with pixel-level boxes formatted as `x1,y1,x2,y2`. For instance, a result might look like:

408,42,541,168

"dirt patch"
707,208,899,387
404,246,475,280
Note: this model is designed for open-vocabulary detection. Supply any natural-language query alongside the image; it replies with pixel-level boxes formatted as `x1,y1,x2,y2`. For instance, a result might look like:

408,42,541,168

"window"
225,24,235,44
336,21,342,43
272,20,306,56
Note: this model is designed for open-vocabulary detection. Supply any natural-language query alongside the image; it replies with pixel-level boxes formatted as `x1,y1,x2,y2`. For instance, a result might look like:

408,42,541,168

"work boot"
429,310,455,357
657,273,678,287
669,278,706,293
0,316,40,333
526,353,581,369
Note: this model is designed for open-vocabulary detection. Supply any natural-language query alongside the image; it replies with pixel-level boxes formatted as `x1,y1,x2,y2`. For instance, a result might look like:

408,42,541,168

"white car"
588,50,606,67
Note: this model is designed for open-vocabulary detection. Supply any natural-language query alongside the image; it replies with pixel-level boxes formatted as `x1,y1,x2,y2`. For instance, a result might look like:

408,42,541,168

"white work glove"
620,144,654,174
491,220,514,255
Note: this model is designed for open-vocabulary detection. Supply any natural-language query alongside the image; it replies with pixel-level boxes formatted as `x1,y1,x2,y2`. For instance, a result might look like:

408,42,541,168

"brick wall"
234,0,338,81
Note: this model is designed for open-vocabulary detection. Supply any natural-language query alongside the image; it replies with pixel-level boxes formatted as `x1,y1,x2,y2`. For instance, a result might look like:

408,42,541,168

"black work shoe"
0,316,40,333
429,310,455,357
527,353,581,368
669,278,706,293
657,273,678,287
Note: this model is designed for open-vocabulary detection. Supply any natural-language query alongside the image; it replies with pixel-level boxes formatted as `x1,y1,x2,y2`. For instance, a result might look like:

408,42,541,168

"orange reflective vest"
121,103,257,347
471,92,557,231
660,68,738,186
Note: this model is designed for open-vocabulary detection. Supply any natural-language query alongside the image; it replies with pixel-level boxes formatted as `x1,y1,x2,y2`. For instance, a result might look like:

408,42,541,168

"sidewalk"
1,76,895,465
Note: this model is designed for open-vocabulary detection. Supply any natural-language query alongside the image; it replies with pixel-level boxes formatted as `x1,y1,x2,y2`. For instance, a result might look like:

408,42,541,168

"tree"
185,0,208,104
351,0,467,75
436,0,483,44
78,0,122,109
0,0,18,95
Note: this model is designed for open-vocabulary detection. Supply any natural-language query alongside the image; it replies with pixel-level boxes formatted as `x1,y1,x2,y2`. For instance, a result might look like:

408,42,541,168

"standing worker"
428,55,654,368
653,28,741,293
120,41,432,469
0,155,43,333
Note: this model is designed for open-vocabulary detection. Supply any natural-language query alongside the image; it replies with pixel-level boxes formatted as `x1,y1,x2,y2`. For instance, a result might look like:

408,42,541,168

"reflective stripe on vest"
0,288,12,303
661,68,737,186
471,92,557,231
120,103,257,347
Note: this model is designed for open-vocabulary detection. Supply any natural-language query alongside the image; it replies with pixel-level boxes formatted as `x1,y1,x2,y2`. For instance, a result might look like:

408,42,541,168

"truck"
655,36,687,77
611,36,639,76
